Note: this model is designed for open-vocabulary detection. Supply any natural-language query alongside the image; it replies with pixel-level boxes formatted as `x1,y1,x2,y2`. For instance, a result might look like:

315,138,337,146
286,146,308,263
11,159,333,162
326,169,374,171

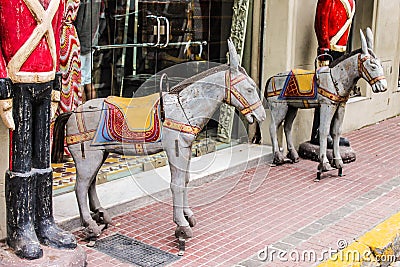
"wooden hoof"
287,149,299,163
83,223,105,239
175,225,193,239
318,162,334,172
284,158,293,164
273,152,286,165
185,215,197,228
272,158,293,166
92,208,113,225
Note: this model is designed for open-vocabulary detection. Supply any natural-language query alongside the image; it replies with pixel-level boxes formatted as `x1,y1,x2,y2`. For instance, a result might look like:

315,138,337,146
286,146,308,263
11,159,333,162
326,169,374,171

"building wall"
260,0,400,150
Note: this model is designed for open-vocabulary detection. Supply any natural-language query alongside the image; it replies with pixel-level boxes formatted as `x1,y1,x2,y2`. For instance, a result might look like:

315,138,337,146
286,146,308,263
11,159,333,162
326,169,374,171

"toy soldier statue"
0,0,77,260
311,0,355,146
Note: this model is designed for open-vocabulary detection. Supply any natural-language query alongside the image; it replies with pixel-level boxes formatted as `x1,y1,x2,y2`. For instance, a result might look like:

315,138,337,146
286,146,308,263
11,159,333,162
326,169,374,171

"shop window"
92,0,235,99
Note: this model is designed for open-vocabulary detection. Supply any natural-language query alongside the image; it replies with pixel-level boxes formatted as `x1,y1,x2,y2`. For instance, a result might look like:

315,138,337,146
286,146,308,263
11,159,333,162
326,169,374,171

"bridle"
325,53,385,102
163,67,262,136
224,70,262,116
358,54,385,86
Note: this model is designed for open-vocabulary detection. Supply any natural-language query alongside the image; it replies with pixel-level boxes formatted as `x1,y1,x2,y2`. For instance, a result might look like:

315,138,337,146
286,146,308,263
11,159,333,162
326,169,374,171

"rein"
328,69,349,103
224,70,262,115
358,55,385,86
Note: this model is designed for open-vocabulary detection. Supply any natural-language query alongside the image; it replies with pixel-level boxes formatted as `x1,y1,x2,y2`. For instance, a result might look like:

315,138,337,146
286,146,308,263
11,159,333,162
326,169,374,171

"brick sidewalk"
75,115,400,266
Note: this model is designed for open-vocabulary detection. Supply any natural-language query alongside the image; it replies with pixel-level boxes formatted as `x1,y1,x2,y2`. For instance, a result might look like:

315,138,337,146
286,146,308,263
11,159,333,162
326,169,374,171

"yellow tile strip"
318,212,400,266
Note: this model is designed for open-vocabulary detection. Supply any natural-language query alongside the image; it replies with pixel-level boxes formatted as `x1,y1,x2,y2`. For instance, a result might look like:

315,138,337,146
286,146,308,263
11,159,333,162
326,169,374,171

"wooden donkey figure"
52,39,266,254
265,28,387,180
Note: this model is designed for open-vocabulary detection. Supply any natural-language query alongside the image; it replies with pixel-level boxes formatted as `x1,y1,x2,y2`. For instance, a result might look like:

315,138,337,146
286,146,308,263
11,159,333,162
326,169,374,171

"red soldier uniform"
0,0,76,260
315,0,355,63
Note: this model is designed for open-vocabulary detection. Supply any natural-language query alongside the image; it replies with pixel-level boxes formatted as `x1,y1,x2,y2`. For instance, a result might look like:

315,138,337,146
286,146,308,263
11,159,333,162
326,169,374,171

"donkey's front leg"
183,163,196,228
72,148,106,238
318,104,337,171
166,146,193,239
331,104,346,170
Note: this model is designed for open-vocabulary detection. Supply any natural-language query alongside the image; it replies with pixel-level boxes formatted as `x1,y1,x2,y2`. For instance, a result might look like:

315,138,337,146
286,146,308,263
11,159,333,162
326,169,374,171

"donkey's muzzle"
372,78,387,93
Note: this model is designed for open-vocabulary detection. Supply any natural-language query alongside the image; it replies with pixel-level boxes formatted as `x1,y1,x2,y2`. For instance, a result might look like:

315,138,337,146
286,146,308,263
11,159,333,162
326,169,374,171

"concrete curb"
318,212,400,267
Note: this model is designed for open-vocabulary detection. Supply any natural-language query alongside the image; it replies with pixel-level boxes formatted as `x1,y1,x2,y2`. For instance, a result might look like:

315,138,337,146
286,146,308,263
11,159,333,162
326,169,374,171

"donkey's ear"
360,29,369,55
228,38,240,70
366,27,374,50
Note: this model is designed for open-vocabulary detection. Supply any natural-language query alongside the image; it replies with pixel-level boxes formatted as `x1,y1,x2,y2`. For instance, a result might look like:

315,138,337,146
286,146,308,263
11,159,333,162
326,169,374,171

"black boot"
339,137,351,147
311,128,334,146
6,171,43,260
34,169,77,249
310,129,350,148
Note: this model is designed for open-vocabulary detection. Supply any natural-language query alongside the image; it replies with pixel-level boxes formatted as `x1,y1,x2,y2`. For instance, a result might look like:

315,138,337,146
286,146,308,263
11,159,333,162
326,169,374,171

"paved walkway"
75,115,400,266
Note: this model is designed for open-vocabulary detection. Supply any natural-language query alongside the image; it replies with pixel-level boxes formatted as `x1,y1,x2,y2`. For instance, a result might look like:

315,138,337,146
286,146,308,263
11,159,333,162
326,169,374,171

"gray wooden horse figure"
52,39,266,253
264,28,387,179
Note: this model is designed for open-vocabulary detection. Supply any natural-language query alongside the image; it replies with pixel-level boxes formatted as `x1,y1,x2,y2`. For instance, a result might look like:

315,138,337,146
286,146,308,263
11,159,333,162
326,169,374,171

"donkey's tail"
51,112,73,163
263,76,273,100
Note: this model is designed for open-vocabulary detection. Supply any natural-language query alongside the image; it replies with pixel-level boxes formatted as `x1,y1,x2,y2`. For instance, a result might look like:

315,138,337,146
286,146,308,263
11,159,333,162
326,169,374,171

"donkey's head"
359,28,387,93
226,38,266,124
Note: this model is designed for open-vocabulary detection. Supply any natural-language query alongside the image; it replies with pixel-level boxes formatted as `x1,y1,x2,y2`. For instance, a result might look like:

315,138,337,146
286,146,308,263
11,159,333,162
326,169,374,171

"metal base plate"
93,233,179,267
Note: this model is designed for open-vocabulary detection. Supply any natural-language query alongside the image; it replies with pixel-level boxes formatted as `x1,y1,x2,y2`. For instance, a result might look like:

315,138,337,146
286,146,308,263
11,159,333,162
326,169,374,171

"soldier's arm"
314,0,333,51
55,0,64,71
51,0,65,119
0,46,14,130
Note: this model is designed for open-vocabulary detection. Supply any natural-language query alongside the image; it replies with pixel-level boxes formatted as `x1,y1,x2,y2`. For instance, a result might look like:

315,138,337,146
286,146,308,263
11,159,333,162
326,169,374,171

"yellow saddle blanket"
93,93,162,144
106,94,160,131
278,69,317,100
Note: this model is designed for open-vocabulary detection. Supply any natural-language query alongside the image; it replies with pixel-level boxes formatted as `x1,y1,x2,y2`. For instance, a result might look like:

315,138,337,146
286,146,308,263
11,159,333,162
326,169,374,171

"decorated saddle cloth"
277,69,317,100
92,93,162,145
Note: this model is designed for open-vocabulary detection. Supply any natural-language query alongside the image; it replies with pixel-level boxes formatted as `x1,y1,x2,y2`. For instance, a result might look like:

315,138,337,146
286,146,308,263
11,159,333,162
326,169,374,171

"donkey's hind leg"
284,106,299,163
89,179,113,226
71,145,107,237
88,152,113,225
269,102,288,164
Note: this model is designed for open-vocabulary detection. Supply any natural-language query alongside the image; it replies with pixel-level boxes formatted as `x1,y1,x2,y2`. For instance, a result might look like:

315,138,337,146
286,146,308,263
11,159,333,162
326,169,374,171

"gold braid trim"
317,88,349,103
66,130,96,145
163,118,201,136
